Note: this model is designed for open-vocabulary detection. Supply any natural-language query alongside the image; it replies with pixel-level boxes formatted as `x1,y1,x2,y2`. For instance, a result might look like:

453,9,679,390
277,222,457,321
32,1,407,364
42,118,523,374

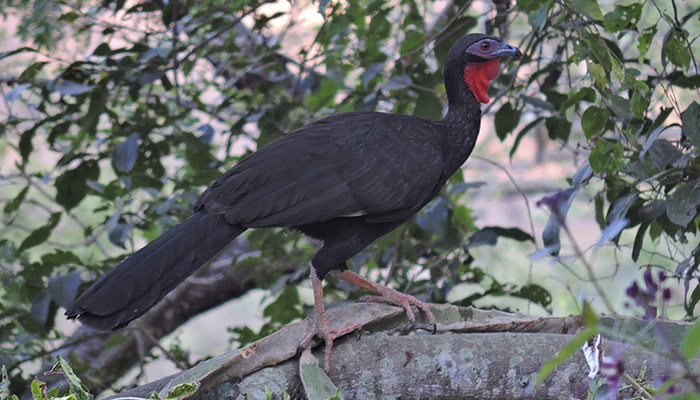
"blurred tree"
0,0,698,398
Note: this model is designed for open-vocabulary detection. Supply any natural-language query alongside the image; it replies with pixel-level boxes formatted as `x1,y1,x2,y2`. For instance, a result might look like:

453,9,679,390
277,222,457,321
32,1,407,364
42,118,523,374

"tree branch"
102,303,699,400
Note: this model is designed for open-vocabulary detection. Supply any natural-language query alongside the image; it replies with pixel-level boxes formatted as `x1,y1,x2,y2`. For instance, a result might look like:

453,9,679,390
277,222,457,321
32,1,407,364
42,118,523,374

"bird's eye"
481,42,490,51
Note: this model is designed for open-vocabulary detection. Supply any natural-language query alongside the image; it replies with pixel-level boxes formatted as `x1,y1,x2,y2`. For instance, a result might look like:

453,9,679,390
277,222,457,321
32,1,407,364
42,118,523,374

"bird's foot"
330,269,437,333
300,317,362,371
360,289,437,333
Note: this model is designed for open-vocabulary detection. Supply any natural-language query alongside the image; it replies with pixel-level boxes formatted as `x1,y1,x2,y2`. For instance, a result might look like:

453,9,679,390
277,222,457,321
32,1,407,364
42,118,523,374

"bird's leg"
300,266,362,370
329,269,436,333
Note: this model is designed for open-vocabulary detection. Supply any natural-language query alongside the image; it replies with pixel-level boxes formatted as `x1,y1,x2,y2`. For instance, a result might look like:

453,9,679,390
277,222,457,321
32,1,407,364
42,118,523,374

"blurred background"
0,0,698,396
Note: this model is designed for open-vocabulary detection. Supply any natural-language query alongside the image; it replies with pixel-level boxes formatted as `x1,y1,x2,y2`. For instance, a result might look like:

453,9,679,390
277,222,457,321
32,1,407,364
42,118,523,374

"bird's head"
445,34,522,104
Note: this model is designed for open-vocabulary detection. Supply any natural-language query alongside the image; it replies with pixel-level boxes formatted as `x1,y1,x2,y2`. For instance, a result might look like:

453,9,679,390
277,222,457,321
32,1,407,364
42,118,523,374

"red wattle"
463,58,501,104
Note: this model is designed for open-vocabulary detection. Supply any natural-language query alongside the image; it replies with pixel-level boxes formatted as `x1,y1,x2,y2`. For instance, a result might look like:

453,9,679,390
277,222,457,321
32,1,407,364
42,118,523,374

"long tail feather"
65,212,245,330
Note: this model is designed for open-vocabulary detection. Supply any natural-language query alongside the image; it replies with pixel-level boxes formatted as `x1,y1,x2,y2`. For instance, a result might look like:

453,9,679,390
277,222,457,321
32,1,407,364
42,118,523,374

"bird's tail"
65,212,245,330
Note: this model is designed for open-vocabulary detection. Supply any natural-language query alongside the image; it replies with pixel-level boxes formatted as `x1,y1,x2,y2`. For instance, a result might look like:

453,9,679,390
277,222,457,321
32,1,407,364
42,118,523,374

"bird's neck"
442,58,483,133
442,96,481,128
439,81,482,173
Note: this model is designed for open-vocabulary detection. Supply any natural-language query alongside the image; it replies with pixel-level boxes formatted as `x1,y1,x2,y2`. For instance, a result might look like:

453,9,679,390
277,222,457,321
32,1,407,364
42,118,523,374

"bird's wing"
195,112,446,228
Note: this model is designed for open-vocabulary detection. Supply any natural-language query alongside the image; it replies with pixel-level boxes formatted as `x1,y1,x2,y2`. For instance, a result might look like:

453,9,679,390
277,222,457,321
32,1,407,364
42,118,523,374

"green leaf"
581,105,609,138
528,4,549,32
544,116,571,141
54,356,92,399
400,30,424,54
631,89,650,118
495,102,521,140
589,140,624,175
512,284,552,309
510,117,544,159
81,82,107,135
582,301,598,328
58,10,80,23
603,4,641,32
573,0,602,20
0,46,36,61
305,77,339,110
164,382,200,399
0,365,9,395
637,25,657,63
688,285,700,318
663,30,691,68
681,320,700,360
41,249,82,267
146,390,163,399
263,286,303,325
19,61,48,81
48,121,72,146
18,212,62,253
581,32,611,70
672,74,700,89
470,226,535,247
666,179,700,227
299,349,344,400
92,42,113,56
681,102,700,150
19,128,36,161
517,0,547,12
632,222,648,262
559,87,596,112
30,378,45,400
55,161,100,210
537,327,598,384
4,185,29,218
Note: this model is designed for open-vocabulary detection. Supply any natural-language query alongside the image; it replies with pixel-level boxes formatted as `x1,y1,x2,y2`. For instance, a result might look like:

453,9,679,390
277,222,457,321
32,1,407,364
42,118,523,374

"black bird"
66,33,521,366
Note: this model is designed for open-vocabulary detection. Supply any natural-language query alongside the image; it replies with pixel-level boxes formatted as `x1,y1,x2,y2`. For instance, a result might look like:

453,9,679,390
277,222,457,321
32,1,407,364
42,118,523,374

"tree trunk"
103,303,698,400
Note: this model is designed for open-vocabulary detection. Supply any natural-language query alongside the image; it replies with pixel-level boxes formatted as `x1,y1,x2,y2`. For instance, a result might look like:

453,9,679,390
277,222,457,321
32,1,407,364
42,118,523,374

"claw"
331,269,437,334
360,291,436,333
304,267,437,371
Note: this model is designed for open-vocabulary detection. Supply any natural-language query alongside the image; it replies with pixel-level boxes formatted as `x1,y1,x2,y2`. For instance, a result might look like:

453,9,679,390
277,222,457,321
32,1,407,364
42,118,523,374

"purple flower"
657,270,667,283
536,191,569,209
643,268,658,296
599,355,624,400
626,281,640,300
662,288,672,301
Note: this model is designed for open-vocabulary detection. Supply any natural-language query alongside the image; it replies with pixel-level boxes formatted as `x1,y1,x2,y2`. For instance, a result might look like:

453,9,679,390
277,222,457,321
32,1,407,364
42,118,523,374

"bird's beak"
493,42,522,58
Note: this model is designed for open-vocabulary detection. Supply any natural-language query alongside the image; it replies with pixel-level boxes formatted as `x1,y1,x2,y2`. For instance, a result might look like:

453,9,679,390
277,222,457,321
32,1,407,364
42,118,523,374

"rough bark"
104,303,699,400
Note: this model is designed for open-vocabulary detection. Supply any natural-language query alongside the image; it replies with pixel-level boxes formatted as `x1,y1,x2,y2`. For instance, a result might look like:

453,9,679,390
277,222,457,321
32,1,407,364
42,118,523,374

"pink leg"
329,269,436,332
300,267,361,370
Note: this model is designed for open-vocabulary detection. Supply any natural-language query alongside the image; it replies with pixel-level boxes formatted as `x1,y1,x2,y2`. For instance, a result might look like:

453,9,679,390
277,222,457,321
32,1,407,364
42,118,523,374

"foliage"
0,0,698,398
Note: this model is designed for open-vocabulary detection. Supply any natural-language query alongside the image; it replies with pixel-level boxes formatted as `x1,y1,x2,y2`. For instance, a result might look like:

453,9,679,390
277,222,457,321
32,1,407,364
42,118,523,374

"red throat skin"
463,57,501,104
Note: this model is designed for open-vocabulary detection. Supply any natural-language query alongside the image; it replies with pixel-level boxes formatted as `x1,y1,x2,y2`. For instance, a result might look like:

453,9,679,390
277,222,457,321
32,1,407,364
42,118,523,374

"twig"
471,155,537,242
622,372,654,399
137,325,191,371
22,171,111,257
178,2,271,66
